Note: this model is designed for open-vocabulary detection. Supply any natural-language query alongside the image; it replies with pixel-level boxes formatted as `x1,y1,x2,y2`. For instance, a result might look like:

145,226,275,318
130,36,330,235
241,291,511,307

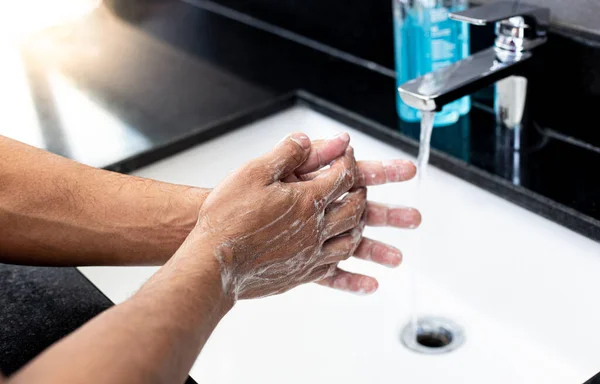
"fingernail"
333,132,350,143
389,207,422,229
382,159,416,182
290,133,310,149
358,278,378,295
409,208,422,228
385,251,402,268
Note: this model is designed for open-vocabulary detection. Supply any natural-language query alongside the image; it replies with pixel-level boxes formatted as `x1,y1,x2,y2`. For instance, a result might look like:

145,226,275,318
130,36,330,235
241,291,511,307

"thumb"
294,132,350,175
251,133,312,184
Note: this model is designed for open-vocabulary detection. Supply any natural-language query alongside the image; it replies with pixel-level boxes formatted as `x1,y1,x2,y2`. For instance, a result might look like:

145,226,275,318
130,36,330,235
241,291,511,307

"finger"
354,237,402,268
365,202,421,229
319,225,364,265
354,160,417,187
294,133,350,175
248,132,311,184
303,264,337,284
322,188,367,238
315,267,379,295
304,147,356,206
297,159,416,188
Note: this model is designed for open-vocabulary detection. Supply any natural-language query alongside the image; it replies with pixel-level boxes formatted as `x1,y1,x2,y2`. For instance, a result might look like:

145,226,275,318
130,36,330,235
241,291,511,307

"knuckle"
326,263,338,277
341,248,353,260
350,223,365,240
280,140,305,165
353,194,366,211
341,236,357,253
313,197,326,212
358,198,367,216
324,201,341,216
356,187,367,199
285,139,306,162
315,264,337,280
284,185,302,200
347,146,355,159
346,202,364,223
344,169,355,186
291,147,306,165
345,209,361,228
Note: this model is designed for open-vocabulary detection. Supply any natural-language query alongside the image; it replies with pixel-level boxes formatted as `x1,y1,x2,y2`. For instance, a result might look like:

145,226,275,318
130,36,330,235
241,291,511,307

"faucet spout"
397,1,549,113
398,47,532,112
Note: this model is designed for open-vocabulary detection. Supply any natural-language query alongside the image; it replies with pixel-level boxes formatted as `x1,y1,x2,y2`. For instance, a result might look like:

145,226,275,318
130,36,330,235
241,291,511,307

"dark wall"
212,0,395,68
211,0,600,67
478,0,600,35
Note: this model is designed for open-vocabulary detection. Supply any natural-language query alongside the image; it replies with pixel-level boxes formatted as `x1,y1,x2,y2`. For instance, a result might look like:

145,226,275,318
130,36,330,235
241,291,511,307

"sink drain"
401,316,464,354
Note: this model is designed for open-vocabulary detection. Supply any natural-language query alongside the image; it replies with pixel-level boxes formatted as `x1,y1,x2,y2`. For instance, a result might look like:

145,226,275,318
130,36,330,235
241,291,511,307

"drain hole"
416,328,453,348
401,317,464,354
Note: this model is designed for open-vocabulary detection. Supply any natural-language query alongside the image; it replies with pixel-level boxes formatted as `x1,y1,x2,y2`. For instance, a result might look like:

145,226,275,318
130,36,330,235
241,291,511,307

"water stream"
417,112,436,183
402,111,468,354
408,111,436,334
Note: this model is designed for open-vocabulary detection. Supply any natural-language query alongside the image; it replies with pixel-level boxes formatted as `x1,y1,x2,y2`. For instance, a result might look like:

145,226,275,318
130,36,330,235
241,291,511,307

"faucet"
397,1,550,113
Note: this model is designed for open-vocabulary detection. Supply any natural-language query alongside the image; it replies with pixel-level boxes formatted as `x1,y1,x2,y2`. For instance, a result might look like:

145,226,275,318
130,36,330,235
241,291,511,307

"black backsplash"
530,33,600,148
210,0,396,67
212,0,600,149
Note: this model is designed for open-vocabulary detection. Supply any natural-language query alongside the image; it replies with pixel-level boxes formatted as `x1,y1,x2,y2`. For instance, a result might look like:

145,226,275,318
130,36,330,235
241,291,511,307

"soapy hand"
187,133,365,300
181,132,420,299
286,133,421,293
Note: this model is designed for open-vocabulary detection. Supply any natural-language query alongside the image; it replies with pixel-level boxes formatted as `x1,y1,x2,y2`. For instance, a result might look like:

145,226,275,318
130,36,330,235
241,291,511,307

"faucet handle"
449,1,549,35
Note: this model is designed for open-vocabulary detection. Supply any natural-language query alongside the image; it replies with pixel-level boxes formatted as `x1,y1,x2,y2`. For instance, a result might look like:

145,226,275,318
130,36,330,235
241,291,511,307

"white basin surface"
79,106,600,384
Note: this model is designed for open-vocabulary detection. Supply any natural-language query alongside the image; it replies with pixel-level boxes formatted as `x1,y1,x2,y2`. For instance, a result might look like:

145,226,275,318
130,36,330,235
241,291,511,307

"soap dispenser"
393,0,471,126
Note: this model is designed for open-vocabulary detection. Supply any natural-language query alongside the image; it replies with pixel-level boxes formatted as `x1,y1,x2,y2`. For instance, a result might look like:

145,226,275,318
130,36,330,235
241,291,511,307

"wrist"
145,232,233,313
174,187,211,233
149,186,211,265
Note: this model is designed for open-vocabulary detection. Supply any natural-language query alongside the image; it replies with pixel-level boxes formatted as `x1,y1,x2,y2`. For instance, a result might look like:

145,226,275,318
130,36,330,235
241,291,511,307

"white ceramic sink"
79,106,600,384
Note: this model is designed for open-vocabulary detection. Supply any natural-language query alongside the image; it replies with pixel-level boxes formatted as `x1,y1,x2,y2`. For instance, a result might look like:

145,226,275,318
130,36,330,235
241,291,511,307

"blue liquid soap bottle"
393,0,471,126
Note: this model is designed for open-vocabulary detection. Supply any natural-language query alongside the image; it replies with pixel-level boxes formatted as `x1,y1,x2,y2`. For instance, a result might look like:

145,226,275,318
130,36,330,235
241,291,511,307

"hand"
181,133,365,300
284,133,421,294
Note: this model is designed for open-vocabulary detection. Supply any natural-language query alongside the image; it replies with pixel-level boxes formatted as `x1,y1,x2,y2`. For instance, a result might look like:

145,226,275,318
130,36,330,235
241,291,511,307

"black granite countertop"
1,0,599,381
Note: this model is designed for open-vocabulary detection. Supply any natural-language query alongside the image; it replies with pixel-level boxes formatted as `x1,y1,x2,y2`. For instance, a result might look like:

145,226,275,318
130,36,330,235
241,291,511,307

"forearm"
0,135,209,266
8,235,231,384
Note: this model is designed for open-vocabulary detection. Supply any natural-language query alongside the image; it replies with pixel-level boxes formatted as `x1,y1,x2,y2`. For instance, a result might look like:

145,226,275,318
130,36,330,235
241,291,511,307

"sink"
79,106,600,383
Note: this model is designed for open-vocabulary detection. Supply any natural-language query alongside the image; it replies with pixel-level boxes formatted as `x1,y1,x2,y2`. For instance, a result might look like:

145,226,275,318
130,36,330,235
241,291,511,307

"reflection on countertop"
1,49,151,167
0,4,272,168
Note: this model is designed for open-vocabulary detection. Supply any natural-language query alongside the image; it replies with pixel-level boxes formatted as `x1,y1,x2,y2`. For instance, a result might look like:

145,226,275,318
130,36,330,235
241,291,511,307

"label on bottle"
428,7,456,69
431,38,455,69
429,7,448,23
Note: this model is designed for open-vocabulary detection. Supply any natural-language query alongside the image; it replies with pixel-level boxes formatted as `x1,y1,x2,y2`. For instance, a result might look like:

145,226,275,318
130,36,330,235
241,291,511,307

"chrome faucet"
397,1,550,113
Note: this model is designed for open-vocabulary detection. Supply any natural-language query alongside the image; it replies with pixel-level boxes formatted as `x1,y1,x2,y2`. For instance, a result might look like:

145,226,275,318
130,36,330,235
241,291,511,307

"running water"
408,111,436,333
417,111,436,183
